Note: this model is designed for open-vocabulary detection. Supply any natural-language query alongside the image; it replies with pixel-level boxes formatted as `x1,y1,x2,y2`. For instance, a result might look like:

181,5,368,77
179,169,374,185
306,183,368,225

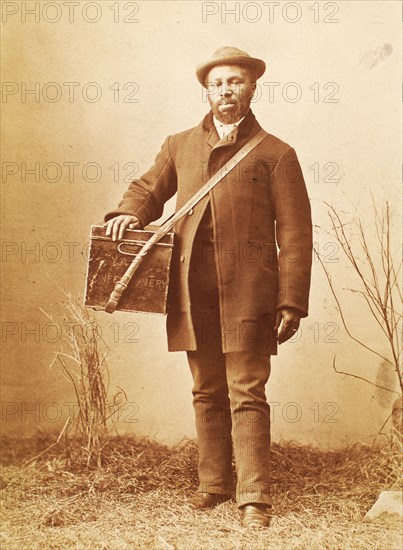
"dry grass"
43,297,128,468
0,435,401,550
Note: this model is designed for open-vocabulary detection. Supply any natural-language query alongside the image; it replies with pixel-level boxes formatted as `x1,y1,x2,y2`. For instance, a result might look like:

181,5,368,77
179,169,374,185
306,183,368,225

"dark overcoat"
105,109,313,355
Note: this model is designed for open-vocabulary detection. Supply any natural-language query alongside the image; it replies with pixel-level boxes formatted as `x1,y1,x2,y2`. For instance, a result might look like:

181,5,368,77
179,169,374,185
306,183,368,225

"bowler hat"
196,46,266,87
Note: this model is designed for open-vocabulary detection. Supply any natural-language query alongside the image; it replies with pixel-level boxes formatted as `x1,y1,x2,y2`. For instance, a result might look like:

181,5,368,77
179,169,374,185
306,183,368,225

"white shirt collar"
213,115,246,139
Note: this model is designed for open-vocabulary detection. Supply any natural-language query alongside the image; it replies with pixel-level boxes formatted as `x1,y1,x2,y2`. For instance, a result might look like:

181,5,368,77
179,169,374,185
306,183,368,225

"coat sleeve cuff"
276,288,309,318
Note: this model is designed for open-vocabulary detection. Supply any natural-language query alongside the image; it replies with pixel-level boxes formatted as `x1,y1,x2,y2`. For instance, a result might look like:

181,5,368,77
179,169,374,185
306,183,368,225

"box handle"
118,242,145,257
117,241,172,256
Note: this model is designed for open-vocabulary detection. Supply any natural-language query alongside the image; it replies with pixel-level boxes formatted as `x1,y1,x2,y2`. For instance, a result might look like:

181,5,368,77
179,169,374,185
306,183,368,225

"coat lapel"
202,112,220,149
207,126,219,148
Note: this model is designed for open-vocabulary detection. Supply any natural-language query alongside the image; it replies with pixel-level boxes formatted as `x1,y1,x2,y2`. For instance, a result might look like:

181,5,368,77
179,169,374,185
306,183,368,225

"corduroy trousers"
187,204,272,508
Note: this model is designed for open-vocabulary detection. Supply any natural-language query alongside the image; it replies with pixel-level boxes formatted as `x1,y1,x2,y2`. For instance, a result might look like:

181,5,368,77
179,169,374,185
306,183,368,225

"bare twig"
315,250,393,367
317,200,402,395
332,356,399,394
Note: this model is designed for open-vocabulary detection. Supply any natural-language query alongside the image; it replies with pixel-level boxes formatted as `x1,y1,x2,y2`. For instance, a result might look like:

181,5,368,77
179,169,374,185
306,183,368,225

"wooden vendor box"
84,225,174,315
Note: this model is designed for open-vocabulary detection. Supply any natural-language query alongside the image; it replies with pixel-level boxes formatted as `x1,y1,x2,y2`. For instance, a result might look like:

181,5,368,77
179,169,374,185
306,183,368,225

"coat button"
188,208,193,216
180,255,185,262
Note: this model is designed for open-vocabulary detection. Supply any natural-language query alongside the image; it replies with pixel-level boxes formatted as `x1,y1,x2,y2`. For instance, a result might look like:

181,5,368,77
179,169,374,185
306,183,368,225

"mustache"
219,99,238,105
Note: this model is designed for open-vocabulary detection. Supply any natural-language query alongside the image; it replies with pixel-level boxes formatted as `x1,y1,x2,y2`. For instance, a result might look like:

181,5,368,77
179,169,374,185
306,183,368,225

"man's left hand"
274,308,301,344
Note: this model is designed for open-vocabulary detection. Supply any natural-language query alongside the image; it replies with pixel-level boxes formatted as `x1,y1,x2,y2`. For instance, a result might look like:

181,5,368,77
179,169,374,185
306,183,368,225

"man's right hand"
104,215,141,241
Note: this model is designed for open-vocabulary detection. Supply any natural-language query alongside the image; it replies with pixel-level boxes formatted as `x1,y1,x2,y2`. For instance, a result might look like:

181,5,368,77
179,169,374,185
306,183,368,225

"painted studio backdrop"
1,1,401,446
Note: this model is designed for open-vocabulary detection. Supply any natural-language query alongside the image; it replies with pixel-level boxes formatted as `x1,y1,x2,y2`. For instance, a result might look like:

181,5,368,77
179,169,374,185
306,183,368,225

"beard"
209,96,252,124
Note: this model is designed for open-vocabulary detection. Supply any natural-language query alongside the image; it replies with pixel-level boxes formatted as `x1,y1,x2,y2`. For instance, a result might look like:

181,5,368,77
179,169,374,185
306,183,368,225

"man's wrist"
277,306,302,317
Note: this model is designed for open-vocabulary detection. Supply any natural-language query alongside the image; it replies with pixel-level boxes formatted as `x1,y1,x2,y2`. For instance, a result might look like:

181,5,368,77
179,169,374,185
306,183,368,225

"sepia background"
1,0,401,447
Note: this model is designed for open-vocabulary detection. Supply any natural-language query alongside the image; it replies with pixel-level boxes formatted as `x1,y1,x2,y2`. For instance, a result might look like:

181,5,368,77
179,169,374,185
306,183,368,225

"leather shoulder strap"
159,128,268,235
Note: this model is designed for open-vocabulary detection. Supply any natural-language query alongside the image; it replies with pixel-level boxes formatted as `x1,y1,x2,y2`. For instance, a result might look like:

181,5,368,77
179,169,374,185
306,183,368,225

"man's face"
205,64,256,124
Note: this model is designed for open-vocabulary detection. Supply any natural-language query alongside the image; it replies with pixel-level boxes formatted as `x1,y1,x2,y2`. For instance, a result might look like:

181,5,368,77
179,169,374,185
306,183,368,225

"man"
105,47,313,528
